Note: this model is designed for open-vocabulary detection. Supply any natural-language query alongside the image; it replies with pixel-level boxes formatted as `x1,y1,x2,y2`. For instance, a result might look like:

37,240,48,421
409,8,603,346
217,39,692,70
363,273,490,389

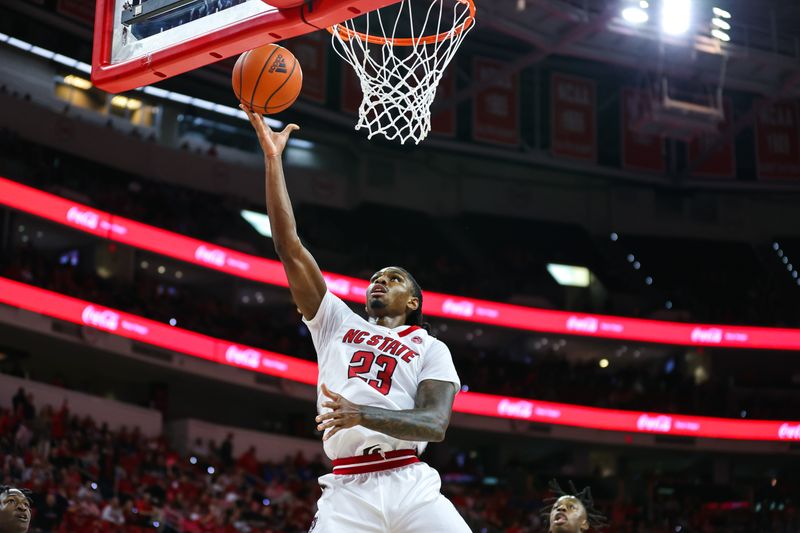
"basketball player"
242,106,470,533
0,485,32,533
541,480,607,532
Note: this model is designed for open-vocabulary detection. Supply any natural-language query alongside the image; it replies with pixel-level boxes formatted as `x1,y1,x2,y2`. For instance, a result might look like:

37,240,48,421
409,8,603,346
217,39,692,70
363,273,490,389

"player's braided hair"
540,479,608,531
395,267,431,333
0,485,33,506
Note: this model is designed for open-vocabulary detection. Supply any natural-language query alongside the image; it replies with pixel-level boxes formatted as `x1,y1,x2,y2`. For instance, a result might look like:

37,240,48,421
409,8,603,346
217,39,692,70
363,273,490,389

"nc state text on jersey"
342,329,419,363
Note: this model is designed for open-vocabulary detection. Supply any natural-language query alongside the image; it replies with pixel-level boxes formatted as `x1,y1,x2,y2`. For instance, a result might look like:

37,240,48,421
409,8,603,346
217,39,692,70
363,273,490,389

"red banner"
10,176,800,350
756,100,800,180
341,63,362,115
472,57,519,146
621,88,665,173
688,98,735,178
293,32,328,104
1,275,800,442
551,73,597,162
57,0,94,24
430,66,457,137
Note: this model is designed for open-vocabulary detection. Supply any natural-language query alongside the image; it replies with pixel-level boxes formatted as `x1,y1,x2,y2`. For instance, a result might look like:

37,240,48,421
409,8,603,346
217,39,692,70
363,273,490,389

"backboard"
91,0,399,93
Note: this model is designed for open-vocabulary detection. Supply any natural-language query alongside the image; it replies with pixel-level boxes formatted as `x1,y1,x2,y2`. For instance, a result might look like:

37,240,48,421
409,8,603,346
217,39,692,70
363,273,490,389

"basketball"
232,44,303,115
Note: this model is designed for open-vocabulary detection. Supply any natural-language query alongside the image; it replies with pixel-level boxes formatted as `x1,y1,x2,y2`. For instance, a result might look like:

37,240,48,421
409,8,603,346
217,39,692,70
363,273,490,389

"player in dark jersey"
0,485,32,533
541,480,607,533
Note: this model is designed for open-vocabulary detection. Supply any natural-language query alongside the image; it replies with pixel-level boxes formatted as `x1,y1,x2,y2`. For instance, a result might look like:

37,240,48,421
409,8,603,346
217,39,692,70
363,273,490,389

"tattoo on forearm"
359,380,455,442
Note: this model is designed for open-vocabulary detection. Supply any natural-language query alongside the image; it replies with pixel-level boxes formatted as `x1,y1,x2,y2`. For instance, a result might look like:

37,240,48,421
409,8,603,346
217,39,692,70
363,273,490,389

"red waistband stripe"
331,449,419,475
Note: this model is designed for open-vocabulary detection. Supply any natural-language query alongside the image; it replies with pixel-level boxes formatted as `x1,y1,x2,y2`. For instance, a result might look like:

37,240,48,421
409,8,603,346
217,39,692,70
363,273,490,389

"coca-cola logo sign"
778,423,800,440
690,327,723,344
81,305,120,331
66,207,100,230
442,299,475,318
225,345,261,369
566,316,599,333
194,245,227,267
497,399,533,419
636,414,673,433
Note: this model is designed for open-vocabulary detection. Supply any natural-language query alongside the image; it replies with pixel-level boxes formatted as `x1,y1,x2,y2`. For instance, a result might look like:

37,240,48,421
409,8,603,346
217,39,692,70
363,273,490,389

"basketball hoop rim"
327,0,476,46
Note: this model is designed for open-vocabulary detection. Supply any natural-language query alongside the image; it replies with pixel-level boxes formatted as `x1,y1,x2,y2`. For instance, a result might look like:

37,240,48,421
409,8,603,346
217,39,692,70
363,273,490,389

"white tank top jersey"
303,291,461,461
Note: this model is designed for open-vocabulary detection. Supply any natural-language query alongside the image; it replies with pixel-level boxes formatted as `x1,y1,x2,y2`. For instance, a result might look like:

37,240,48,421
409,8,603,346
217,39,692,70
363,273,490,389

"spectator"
33,493,64,531
218,433,234,467
100,496,125,526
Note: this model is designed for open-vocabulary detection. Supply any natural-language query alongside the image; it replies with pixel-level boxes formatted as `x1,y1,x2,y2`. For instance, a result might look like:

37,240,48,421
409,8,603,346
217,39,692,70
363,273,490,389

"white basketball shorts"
309,451,470,533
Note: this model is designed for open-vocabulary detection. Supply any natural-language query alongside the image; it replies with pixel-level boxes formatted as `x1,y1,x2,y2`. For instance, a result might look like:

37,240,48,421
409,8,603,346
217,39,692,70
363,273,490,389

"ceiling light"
711,17,730,30
712,6,731,19
622,6,649,24
240,209,272,238
63,74,92,90
662,0,692,35
547,263,591,287
711,29,730,41
110,95,129,108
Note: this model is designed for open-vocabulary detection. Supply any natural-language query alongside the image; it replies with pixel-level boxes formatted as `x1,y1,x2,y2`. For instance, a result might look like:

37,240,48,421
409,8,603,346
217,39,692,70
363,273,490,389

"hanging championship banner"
755,100,800,180
472,57,519,146
551,73,596,162
431,66,457,137
621,88,665,173
294,32,328,104
341,63,362,115
688,98,735,178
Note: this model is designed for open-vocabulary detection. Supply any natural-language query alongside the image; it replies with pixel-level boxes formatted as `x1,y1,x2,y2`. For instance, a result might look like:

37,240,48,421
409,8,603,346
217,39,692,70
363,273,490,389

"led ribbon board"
0,276,798,442
3,176,800,350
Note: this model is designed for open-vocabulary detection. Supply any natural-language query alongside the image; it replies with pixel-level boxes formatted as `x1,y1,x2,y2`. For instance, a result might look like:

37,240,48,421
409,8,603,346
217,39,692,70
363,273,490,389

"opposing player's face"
0,489,31,533
365,267,418,320
549,496,588,533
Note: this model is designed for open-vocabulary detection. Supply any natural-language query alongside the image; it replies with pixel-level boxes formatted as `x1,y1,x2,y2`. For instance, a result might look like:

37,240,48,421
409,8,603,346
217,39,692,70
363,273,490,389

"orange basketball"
232,44,302,115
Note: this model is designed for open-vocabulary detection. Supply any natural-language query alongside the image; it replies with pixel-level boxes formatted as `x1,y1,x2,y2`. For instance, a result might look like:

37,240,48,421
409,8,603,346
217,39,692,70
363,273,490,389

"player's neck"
369,315,406,329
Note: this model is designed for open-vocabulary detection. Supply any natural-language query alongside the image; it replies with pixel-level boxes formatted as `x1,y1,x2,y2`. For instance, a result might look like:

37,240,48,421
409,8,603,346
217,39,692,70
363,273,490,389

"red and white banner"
430,66,457,137
293,32,328,104
688,98,736,178
621,88,665,173
551,73,597,162
7,175,800,350
341,63,362,115
1,276,799,442
472,57,519,146
57,0,95,24
755,100,800,180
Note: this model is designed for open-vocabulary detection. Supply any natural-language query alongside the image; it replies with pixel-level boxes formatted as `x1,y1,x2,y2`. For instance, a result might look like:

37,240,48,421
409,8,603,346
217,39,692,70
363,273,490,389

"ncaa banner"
430,66,457,138
57,0,94,24
340,63,362,115
551,73,597,162
688,98,735,178
294,32,328,104
756,100,800,180
471,57,519,146
621,88,665,173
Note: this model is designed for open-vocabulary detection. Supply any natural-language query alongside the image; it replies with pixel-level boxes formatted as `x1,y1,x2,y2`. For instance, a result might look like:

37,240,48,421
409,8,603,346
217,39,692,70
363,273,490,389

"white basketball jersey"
303,291,461,460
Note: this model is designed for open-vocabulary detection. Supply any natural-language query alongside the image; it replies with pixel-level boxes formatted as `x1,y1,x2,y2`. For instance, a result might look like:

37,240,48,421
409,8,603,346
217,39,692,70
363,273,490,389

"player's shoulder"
409,327,449,353
321,291,361,319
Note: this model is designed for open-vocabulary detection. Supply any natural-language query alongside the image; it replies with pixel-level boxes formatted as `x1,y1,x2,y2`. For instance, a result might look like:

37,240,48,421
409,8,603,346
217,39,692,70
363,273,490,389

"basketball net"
329,0,475,145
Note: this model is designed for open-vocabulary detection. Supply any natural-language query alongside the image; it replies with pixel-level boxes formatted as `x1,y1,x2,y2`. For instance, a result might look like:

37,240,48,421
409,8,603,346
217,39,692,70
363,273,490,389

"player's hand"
240,104,299,159
315,384,363,441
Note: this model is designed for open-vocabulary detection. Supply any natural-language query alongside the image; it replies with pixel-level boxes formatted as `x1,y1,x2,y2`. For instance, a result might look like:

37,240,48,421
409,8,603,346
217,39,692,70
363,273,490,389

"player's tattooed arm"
315,380,456,442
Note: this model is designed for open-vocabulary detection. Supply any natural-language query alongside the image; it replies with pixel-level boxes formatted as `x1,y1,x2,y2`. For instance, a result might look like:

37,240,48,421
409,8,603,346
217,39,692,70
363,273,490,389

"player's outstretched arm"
315,381,456,442
242,106,327,320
